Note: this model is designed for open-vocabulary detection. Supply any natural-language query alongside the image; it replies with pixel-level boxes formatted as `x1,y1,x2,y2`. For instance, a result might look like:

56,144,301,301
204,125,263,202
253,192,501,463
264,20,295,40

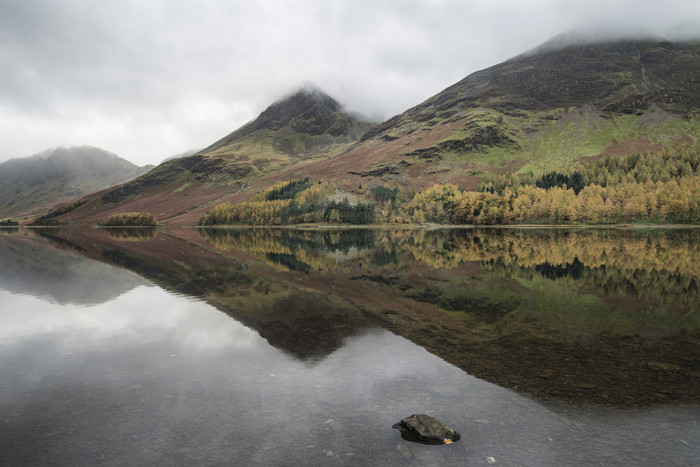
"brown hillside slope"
34,37,700,226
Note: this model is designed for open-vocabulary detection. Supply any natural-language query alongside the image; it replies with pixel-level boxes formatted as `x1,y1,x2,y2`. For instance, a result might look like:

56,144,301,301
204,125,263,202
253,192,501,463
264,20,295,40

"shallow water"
0,227,698,465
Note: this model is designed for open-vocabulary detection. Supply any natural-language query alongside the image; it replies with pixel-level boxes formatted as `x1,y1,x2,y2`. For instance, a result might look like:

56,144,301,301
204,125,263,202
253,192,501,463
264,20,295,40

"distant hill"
32,35,700,226
0,146,153,219
0,231,149,305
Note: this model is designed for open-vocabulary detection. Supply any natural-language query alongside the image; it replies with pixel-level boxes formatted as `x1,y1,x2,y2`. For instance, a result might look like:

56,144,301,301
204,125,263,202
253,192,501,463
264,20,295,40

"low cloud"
1,0,698,165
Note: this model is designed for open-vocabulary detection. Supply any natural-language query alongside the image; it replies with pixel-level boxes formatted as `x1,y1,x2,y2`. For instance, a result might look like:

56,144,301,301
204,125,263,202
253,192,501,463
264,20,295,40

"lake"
1,226,698,466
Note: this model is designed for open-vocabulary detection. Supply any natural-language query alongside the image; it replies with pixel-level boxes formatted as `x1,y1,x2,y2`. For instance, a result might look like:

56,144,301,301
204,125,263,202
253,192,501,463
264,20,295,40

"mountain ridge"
287,37,699,190
20,35,700,226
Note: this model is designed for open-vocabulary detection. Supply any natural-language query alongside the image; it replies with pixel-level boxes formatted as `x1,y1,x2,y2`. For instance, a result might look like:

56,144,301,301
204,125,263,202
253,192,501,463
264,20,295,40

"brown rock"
393,414,461,445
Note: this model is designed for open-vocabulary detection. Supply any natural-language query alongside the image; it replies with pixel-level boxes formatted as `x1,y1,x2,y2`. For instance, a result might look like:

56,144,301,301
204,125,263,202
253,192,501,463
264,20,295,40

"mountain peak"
288,81,338,108
200,85,372,156
261,84,343,126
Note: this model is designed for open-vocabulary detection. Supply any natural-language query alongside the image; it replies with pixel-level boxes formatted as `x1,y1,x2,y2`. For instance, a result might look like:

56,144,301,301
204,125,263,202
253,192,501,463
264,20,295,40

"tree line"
409,143,700,225
198,142,699,226
198,179,375,226
408,176,699,224
479,142,699,194
102,212,157,226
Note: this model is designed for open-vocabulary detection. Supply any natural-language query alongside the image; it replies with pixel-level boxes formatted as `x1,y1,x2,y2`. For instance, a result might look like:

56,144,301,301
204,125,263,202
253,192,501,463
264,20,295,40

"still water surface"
0,227,698,465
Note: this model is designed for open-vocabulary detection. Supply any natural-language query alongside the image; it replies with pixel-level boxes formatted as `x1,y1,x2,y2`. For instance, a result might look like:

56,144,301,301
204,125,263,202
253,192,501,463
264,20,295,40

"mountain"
200,83,373,162
0,146,153,220
281,37,700,190
28,87,373,225
31,36,700,225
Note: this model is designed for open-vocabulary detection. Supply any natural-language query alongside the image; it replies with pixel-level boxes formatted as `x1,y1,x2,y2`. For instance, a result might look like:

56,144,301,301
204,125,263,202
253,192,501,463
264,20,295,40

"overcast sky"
1,0,699,166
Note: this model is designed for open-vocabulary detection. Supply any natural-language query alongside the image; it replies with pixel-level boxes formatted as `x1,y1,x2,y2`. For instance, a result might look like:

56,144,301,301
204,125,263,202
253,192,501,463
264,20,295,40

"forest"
198,179,376,226
199,142,700,226
102,211,158,226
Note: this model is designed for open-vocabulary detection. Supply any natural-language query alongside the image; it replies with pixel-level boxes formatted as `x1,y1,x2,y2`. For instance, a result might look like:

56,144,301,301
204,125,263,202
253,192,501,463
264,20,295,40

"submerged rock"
393,414,461,445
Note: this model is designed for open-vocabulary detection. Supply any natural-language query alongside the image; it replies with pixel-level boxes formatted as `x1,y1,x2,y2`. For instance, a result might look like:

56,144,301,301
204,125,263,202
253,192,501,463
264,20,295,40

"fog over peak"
1,0,698,166
274,82,339,108
524,29,658,57
529,23,700,55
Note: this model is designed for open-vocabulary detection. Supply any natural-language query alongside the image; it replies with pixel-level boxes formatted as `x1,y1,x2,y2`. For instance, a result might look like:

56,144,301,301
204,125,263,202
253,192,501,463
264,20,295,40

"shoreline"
8,222,700,231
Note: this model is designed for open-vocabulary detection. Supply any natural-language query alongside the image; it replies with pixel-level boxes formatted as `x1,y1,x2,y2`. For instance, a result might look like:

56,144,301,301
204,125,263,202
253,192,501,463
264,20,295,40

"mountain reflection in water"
0,231,149,305
22,227,700,405
1,227,698,465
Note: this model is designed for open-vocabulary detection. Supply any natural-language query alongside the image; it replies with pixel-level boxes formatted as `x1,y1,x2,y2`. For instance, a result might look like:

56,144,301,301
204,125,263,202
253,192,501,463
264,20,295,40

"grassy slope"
286,39,700,191
38,89,374,226
39,129,371,227
258,103,698,195
29,40,700,225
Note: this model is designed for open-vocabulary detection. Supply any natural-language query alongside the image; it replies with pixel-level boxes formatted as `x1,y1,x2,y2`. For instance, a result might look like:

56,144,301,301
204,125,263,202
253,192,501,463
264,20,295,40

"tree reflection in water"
27,226,700,406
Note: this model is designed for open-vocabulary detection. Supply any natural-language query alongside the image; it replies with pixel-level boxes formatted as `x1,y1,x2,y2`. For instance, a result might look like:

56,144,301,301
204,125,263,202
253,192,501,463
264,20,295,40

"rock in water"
393,414,461,445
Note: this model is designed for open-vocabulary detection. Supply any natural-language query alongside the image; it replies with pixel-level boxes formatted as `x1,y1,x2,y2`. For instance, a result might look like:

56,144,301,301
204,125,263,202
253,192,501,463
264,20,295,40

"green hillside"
28,36,700,226
313,38,700,189
27,87,374,226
